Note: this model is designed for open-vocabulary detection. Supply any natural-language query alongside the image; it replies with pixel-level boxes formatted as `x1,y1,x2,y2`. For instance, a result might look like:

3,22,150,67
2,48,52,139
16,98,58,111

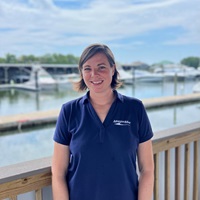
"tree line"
0,53,199,69
180,57,200,69
0,53,79,64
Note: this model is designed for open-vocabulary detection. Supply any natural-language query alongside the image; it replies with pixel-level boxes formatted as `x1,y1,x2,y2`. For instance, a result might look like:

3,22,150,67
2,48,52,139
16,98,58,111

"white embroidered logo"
113,120,131,126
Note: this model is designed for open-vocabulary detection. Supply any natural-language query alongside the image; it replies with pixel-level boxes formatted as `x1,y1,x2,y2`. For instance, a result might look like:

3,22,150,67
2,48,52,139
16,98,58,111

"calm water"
0,79,197,116
0,80,200,167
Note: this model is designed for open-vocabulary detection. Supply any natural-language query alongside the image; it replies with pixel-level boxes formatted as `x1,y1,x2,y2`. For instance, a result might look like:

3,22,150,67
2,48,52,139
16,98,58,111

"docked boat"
118,68,163,84
52,73,80,87
154,64,200,81
24,65,80,90
118,69,133,84
193,82,200,93
134,70,163,82
25,66,57,90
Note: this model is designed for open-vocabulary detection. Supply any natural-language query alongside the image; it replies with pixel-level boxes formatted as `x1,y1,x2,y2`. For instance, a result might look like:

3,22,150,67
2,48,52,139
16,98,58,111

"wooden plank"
193,141,198,200
0,172,51,199
9,196,17,200
184,143,190,200
175,146,181,200
153,129,200,154
165,150,170,200
35,189,42,200
153,153,159,200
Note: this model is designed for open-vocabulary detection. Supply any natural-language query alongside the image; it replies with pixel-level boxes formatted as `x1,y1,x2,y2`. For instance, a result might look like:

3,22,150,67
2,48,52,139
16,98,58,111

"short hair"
73,43,122,91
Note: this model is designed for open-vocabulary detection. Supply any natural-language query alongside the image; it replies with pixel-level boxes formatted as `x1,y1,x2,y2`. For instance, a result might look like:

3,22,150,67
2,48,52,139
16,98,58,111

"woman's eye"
83,68,91,71
99,66,106,70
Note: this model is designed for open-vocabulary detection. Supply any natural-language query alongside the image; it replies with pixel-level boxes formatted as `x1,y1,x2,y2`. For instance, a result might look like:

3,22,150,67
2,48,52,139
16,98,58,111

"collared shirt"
53,90,153,200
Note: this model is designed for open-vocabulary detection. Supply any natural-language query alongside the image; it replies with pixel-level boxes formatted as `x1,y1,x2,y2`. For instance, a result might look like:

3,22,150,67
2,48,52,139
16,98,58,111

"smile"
91,80,103,85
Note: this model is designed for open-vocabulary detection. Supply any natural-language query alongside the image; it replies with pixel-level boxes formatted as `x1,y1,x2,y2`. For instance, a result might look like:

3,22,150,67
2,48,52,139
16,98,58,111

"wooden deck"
0,92,200,132
0,121,199,200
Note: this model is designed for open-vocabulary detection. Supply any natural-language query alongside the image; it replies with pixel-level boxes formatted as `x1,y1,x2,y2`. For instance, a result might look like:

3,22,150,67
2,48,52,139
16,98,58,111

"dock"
0,83,39,91
0,93,200,132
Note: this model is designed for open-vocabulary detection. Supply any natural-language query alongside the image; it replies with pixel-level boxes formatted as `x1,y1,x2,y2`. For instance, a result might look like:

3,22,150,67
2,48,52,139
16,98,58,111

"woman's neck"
89,90,115,106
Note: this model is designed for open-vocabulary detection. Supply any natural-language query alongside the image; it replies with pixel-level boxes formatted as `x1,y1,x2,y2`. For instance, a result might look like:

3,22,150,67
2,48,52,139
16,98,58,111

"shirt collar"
81,90,124,105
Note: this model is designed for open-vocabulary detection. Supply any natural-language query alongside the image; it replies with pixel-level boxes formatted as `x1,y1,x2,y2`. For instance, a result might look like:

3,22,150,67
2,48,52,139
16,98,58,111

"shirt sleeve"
53,104,72,145
138,102,153,143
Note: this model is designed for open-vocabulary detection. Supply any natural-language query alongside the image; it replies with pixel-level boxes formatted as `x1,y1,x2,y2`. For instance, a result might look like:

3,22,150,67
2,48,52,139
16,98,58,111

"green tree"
66,54,79,64
5,54,17,63
39,54,55,64
181,57,200,69
0,57,6,63
0,53,79,64
19,55,38,63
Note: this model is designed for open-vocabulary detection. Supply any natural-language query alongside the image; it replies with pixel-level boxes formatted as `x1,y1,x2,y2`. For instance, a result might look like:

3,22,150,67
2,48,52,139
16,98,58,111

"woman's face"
82,53,115,94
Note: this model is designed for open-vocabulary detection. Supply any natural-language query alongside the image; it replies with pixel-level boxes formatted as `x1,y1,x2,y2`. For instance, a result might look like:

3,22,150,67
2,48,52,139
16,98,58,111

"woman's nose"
91,68,99,76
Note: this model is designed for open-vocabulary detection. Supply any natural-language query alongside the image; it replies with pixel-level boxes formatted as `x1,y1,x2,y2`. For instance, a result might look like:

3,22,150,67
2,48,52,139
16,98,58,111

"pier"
0,63,78,84
0,93,200,132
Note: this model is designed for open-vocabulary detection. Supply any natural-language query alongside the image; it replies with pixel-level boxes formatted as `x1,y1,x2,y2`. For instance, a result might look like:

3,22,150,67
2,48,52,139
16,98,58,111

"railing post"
193,141,199,200
9,196,17,200
154,153,159,200
184,143,190,200
165,150,170,200
175,146,181,200
35,189,42,200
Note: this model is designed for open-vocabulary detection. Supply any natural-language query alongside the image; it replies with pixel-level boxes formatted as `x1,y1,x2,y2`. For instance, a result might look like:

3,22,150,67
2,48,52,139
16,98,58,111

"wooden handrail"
152,121,200,200
0,121,200,200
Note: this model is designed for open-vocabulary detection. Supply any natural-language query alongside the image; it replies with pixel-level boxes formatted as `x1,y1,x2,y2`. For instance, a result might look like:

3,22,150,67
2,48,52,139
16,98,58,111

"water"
0,80,200,167
0,80,197,116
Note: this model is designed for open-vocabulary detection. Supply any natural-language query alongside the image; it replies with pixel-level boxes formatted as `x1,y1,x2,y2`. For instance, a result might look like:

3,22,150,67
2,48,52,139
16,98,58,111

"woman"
52,43,154,200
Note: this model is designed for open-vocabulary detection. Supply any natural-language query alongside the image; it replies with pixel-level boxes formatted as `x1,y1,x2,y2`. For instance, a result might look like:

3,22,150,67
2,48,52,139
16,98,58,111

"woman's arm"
137,140,154,200
52,142,70,200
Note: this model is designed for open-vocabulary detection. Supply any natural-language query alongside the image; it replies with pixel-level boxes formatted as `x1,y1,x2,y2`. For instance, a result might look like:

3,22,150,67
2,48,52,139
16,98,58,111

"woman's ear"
112,64,116,76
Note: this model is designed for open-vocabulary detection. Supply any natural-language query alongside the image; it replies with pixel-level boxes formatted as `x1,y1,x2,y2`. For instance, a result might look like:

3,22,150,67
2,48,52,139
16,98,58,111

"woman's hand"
52,142,70,200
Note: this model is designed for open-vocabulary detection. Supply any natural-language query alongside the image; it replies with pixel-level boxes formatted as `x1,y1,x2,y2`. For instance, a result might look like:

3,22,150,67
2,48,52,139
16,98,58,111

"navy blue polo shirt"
53,90,153,200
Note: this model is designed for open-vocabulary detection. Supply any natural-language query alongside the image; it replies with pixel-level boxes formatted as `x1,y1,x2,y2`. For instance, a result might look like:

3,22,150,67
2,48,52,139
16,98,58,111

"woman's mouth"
91,80,103,85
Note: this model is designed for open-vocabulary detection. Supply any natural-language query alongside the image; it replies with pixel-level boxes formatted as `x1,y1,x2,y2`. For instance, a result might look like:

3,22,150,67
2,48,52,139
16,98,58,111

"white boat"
118,68,163,84
52,73,80,87
154,64,200,81
193,82,200,93
25,65,57,90
134,70,163,82
118,69,133,84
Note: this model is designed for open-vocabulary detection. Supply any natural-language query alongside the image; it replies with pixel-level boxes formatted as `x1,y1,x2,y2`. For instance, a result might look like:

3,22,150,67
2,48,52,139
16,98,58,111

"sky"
0,0,200,65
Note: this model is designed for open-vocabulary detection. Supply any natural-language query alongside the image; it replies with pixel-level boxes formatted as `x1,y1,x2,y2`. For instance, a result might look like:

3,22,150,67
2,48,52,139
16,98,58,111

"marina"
0,93,200,167
1,63,200,91
0,64,200,200
1,92,200,132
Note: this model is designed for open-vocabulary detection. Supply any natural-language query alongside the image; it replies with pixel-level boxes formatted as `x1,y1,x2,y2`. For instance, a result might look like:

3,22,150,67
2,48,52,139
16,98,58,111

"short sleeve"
138,102,153,143
53,104,72,145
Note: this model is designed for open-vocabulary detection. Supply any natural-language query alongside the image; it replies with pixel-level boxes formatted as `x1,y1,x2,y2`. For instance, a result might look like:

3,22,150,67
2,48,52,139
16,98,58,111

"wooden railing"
153,121,200,200
0,157,52,200
0,121,199,200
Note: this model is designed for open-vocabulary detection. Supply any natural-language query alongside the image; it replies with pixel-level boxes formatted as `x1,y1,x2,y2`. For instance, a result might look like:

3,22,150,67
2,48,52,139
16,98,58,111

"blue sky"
0,0,200,64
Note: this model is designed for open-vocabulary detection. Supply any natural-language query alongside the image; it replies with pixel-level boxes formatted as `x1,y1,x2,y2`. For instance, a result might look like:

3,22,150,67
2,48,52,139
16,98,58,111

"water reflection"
147,101,200,132
0,80,198,116
0,101,200,167
0,88,83,116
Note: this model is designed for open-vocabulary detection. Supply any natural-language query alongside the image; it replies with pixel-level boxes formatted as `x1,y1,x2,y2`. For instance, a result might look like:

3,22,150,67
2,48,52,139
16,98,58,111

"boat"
118,68,163,84
52,73,80,88
154,64,200,81
193,82,200,93
134,70,163,82
25,65,57,90
118,69,133,84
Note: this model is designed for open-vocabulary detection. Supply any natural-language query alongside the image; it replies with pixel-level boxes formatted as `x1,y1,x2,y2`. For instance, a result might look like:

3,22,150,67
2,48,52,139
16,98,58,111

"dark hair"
73,43,122,91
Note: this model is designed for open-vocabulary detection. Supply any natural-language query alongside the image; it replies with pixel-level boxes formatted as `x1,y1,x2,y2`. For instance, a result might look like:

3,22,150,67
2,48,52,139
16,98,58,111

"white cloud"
0,0,200,57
